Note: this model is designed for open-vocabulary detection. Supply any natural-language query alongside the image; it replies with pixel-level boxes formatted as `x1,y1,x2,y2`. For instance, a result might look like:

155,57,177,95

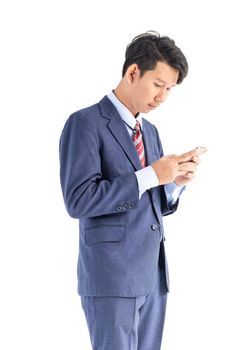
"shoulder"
62,101,104,135
68,102,100,124
63,94,114,128
60,102,103,150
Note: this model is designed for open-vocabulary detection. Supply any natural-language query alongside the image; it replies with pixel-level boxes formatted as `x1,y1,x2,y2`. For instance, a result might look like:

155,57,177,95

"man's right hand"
151,148,202,185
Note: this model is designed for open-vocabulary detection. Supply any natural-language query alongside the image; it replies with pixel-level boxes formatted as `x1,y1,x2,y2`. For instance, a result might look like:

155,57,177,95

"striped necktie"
133,120,146,168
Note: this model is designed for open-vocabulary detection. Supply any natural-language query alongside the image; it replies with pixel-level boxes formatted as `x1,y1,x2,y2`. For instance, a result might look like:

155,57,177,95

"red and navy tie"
133,121,146,168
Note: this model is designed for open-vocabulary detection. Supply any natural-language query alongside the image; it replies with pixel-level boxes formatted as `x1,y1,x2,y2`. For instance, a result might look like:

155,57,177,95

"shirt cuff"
165,182,186,204
135,166,159,199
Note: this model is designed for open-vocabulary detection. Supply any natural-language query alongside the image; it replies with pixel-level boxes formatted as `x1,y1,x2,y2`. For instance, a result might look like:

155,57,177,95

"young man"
59,30,205,350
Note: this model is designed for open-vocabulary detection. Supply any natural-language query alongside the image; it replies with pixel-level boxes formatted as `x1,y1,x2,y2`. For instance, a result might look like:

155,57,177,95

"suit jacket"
59,96,179,297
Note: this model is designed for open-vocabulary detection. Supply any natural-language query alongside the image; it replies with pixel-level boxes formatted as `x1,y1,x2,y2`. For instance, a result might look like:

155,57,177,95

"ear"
126,64,140,84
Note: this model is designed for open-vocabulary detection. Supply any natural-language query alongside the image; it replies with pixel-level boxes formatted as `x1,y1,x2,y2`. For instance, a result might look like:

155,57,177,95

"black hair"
122,30,188,84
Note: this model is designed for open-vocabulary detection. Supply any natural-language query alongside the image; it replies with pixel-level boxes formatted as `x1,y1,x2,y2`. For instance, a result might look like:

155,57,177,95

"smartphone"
195,146,207,155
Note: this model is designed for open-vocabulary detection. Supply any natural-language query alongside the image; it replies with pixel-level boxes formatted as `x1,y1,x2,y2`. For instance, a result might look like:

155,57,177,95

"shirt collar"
107,91,143,130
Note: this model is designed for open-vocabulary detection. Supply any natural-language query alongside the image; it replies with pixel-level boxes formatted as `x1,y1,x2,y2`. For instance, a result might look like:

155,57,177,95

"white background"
1,0,235,349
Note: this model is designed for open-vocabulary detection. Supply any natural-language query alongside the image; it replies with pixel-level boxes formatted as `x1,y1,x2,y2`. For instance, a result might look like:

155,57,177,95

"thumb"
177,148,200,164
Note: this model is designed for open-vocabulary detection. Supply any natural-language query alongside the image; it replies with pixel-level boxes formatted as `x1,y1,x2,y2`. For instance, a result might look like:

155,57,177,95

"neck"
113,82,137,117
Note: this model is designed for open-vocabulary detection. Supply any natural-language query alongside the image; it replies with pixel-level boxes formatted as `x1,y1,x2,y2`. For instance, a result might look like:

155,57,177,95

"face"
127,61,179,115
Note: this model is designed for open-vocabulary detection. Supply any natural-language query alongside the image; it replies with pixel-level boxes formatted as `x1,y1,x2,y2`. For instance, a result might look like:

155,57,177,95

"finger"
191,156,201,165
178,171,195,179
177,170,190,176
178,162,197,172
185,172,195,179
177,148,205,164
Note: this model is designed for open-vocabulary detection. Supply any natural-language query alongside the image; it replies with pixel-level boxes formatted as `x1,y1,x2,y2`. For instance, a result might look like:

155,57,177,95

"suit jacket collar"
98,96,144,171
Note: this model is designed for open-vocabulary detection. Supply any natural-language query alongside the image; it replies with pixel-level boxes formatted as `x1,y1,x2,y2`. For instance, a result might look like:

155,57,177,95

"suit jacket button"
128,203,133,209
116,206,122,211
151,224,158,231
123,204,128,209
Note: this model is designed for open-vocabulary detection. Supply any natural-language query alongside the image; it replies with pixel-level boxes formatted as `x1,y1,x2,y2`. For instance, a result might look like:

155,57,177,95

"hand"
151,154,180,185
151,149,203,186
175,154,201,186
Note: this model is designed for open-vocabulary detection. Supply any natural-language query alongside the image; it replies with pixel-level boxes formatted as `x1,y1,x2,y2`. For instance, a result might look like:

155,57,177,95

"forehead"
144,61,179,85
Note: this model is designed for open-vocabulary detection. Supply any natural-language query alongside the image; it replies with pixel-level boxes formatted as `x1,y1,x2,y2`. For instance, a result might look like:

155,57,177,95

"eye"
154,83,162,88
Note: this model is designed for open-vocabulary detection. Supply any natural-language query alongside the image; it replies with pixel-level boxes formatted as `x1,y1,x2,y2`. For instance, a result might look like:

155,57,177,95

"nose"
154,88,167,103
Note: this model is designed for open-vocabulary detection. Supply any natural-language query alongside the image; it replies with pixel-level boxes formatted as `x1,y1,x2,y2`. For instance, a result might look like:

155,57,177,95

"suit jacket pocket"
85,225,126,245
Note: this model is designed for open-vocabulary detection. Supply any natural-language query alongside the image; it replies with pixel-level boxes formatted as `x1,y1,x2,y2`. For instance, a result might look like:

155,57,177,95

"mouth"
148,104,159,109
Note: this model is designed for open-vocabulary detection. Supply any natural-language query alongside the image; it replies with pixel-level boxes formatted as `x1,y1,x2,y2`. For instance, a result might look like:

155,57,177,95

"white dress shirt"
107,91,184,202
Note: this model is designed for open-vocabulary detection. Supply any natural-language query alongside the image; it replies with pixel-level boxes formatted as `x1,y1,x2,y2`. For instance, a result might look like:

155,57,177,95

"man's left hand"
174,156,201,186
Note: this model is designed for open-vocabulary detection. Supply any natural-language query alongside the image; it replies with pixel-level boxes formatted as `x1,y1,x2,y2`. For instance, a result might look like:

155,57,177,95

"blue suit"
59,96,179,349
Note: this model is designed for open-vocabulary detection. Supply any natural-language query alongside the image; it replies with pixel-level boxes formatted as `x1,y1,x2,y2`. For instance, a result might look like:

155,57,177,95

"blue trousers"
81,269,167,350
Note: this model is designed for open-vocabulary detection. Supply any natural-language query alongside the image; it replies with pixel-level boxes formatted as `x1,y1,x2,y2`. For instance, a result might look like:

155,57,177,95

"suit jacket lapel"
98,96,142,171
142,120,155,166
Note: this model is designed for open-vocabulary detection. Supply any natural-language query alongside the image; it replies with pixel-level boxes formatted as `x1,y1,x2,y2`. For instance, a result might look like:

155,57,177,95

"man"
59,30,206,350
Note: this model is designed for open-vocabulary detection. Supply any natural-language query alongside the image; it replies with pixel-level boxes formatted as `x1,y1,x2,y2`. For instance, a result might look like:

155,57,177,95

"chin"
138,106,149,114
144,106,153,114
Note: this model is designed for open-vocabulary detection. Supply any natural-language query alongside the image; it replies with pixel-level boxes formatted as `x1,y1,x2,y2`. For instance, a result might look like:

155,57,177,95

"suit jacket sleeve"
59,112,140,219
153,125,179,216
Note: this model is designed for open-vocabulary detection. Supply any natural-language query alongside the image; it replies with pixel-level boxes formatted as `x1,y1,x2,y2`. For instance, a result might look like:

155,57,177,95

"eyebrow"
154,78,167,84
154,78,176,87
